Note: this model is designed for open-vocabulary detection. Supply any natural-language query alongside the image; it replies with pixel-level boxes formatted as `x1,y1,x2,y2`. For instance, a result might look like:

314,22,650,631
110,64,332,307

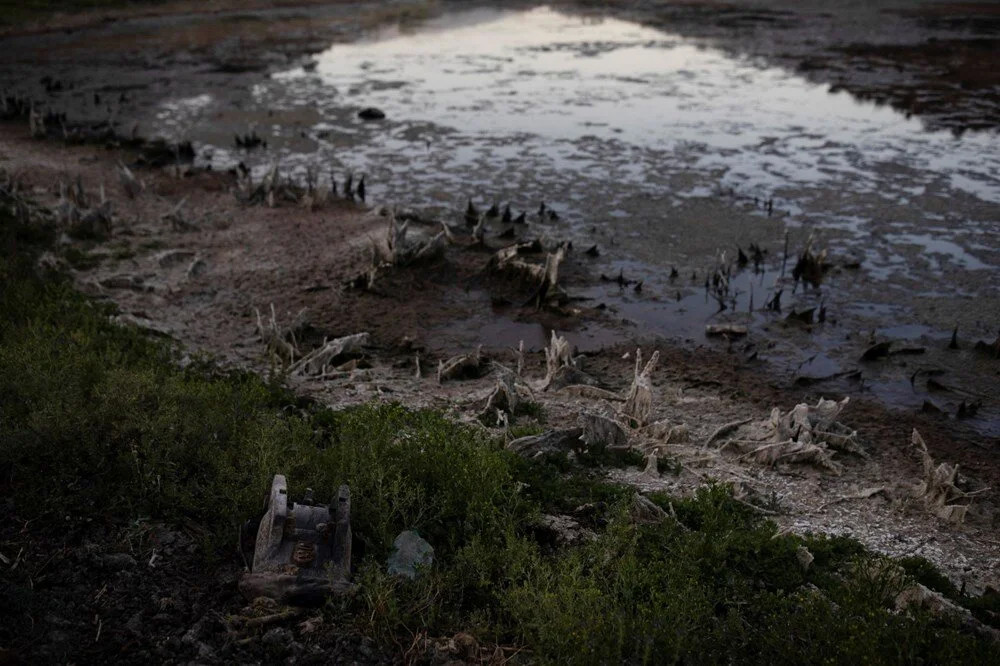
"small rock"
358,107,386,120
387,531,434,579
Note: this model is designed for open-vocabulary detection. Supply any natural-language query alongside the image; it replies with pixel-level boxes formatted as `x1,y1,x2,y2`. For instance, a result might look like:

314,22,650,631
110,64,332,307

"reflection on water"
272,6,999,199
152,5,999,432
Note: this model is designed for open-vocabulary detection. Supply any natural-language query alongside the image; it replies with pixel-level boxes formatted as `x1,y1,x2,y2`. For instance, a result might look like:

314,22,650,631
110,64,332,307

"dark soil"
0,521,391,665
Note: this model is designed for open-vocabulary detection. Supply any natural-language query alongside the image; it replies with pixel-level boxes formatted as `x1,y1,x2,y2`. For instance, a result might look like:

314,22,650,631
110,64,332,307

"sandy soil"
2,118,997,594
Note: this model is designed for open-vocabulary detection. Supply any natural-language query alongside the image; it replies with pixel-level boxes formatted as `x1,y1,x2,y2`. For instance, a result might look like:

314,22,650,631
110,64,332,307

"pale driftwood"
439,221,457,245
895,584,1000,641
301,183,332,212
643,450,659,477
622,348,659,427
818,486,892,511
705,324,747,337
471,213,486,245
185,256,207,279
437,346,483,383
640,420,688,444
488,241,566,305
529,245,566,306
507,428,583,458
289,333,370,377
630,494,668,524
721,397,866,474
768,398,866,456
255,304,298,364
377,211,447,268
740,439,843,475
515,340,525,377
489,242,547,280
704,418,753,447
546,365,599,391
117,161,143,199
410,228,447,264
543,331,574,388
235,162,309,208
555,385,623,401
911,429,985,524
482,366,520,418
579,412,630,450
155,249,197,268
162,197,197,231
55,179,112,238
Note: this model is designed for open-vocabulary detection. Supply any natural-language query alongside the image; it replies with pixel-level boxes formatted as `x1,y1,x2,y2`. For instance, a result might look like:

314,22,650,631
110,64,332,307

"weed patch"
1,200,996,662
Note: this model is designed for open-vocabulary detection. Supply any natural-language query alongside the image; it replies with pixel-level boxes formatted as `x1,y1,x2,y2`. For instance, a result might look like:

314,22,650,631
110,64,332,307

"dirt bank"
2,118,997,596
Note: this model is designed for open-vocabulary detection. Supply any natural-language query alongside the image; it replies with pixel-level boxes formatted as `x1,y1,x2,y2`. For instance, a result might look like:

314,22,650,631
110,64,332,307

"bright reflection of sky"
272,6,999,203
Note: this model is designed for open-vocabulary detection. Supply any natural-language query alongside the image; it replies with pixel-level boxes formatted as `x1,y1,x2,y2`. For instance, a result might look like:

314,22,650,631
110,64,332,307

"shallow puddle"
148,5,1000,434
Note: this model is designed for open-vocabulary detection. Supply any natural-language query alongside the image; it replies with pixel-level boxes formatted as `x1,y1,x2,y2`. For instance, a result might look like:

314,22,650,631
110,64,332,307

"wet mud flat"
1,0,999,594
2,121,999,599
1,2,997,439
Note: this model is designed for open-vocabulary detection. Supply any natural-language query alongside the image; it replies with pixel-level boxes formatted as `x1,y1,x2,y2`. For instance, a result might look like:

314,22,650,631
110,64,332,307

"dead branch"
704,418,753,447
376,211,447,269
555,385,623,401
630,494,668,524
437,346,484,383
255,304,298,364
622,348,659,427
543,331,574,388
482,365,520,419
818,486,892,511
507,428,583,458
640,420,688,444
289,332,370,377
579,412,630,450
117,161,143,199
911,429,985,523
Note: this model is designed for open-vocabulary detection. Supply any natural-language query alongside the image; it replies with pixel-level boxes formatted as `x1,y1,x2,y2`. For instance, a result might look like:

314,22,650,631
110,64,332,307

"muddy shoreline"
1,0,998,592
2,119,998,595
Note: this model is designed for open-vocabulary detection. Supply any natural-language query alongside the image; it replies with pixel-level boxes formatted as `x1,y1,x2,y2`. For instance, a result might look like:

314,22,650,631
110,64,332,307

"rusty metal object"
292,541,316,566
239,475,352,606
